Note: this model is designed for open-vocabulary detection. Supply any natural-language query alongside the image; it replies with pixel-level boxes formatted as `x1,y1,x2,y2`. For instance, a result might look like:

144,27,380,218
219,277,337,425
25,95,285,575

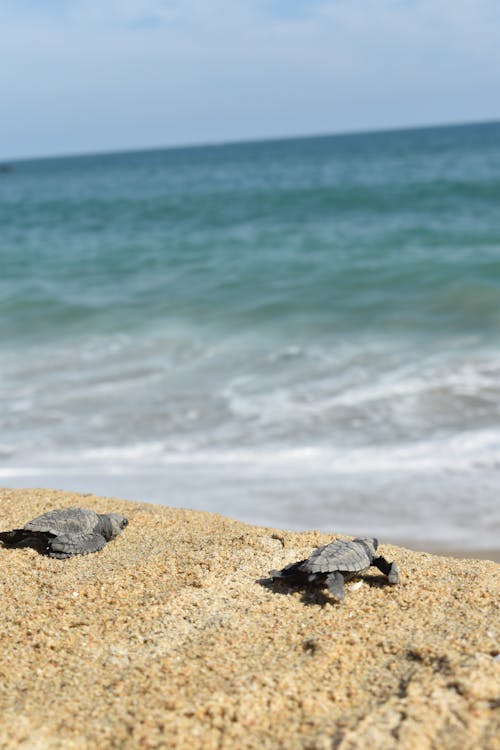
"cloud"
1,0,499,158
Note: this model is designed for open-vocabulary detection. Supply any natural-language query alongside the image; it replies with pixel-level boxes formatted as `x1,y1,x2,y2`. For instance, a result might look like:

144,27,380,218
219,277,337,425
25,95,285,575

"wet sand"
411,546,500,564
0,487,498,749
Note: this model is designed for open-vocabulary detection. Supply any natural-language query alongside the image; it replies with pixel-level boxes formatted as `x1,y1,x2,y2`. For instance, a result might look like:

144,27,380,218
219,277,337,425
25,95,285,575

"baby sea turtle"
269,537,399,601
0,507,128,559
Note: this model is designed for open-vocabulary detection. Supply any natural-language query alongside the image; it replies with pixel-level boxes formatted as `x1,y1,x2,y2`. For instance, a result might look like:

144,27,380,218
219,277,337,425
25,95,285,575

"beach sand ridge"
0,487,498,749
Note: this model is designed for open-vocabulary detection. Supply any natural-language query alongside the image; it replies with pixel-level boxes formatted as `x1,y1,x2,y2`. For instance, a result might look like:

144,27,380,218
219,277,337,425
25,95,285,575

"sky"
1,0,499,159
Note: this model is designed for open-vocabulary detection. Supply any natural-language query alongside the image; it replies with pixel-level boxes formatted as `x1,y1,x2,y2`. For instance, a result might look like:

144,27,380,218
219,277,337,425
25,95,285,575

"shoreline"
0,487,498,749
3,477,499,564
404,545,500,564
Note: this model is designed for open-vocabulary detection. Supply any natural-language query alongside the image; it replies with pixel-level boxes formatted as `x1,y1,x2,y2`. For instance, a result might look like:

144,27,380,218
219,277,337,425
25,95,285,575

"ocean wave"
2,123,500,547
3,427,500,477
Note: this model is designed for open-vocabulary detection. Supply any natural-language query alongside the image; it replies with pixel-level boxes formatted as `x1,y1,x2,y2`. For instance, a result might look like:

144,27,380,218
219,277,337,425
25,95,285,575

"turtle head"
101,513,129,540
354,537,378,557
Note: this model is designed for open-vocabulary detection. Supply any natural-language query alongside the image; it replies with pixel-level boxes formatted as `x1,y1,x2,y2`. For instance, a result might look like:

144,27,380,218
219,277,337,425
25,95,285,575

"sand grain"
0,488,498,749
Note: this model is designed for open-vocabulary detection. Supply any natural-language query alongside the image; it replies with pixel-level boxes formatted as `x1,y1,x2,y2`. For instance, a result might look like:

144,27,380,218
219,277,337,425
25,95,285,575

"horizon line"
3,117,499,165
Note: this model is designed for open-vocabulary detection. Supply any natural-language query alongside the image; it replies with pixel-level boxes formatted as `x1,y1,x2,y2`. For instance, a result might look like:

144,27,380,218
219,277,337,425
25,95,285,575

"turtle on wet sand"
269,537,399,601
0,507,128,559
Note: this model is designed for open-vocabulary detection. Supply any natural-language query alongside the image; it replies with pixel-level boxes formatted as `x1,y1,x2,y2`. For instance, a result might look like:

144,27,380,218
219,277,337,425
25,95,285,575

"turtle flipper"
0,529,54,552
0,529,32,547
373,556,399,584
269,559,308,583
387,562,399,585
47,532,107,559
325,571,345,600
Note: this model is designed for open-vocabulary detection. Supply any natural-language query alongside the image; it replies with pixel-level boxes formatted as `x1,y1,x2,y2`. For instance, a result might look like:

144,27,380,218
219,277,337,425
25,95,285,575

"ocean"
1,121,500,550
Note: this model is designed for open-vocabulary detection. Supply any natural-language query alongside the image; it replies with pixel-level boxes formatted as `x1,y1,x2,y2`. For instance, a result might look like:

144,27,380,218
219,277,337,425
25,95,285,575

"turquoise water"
1,122,500,548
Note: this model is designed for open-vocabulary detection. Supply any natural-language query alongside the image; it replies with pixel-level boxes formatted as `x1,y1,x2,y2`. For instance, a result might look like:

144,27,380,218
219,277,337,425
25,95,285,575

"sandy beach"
0,487,498,749
410,546,500,564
